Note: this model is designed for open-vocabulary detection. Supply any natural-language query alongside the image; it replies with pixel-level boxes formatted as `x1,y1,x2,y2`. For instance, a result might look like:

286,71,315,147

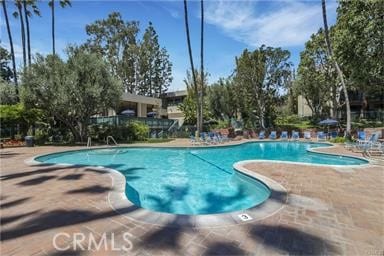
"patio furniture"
304,131,311,140
259,131,265,139
357,131,366,140
354,133,380,152
364,142,384,158
330,131,338,139
317,131,326,141
280,131,288,140
292,131,300,141
269,131,277,140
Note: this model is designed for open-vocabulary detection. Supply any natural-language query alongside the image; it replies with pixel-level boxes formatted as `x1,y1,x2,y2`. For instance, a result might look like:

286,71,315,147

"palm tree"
183,0,201,132
199,0,204,133
1,0,19,92
321,0,351,134
13,0,26,68
48,0,71,56
23,0,40,66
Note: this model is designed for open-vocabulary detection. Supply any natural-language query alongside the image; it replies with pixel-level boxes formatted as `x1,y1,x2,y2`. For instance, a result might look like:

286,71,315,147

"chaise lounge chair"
357,131,366,141
269,131,277,140
354,133,380,152
304,131,311,140
259,131,265,139
280,131,288,140
317,131,326,141
291,131,300,141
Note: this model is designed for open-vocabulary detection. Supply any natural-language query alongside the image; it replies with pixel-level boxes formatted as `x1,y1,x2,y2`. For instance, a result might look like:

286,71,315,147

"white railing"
167,119,179,132
106,136,118,146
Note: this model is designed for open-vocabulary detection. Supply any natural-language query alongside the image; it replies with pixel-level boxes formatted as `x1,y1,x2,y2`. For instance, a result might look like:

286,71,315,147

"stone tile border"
107,164,287,228
25,153,287,228
24,140,372,228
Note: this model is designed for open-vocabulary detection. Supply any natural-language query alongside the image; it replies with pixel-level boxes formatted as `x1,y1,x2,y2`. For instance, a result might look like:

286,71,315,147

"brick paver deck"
0,140,383,255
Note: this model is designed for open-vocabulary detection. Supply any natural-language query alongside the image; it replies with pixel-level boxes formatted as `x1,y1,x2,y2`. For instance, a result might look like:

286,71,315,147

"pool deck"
1,139,383,255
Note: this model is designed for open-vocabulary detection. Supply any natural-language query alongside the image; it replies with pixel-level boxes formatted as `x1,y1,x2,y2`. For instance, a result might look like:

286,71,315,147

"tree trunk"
199,0,204,131
23,0,31,66
183,0,200,132
331,84,337,118
17,3,27,68
2,0,19,93
51,0,55,55
321,0,351,133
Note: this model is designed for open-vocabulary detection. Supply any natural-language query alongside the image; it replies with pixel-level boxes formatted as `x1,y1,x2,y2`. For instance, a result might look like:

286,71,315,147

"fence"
89,115,176,130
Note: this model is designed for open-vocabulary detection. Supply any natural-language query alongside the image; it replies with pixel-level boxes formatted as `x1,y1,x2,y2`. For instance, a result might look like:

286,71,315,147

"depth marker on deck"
238,213,253,221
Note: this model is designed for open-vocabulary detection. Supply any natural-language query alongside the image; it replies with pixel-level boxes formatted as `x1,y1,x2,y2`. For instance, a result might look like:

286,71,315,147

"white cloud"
162,6,180,19
204,0,337,48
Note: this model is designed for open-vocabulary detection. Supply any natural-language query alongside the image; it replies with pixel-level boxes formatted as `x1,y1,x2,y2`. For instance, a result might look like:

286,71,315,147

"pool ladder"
107,136,118,146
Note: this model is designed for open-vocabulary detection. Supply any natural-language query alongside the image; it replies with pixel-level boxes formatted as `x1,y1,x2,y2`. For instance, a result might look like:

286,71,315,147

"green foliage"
274,114,312,130
213,120,230,129
34,128,49,145
234,46,292,128
207,78,237,121
334,0,383,96
129,122,149,141
0,103,43,138
179,70,211,125
329,136,346,143
0,79,18,105
294,30,338,121
0,46,13,81
22,48,123,142
138,22,172,96
88,121,149,142
85,13,172,96
351,120,384,129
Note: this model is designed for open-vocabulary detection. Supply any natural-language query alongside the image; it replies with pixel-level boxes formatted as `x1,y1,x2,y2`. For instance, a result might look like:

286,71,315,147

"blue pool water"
36,142,367,215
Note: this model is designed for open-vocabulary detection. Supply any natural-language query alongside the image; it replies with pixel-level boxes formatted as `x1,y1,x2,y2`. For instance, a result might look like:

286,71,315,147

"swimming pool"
35,142,367,215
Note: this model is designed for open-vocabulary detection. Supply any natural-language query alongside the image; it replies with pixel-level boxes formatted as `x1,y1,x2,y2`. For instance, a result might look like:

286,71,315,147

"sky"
1,0,337,91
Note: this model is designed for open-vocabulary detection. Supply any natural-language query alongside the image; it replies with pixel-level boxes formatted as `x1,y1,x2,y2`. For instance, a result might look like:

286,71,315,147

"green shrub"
128,122,149,141
88,122,149,143
213,120,230,129
34,129,49,145
329,136,346,143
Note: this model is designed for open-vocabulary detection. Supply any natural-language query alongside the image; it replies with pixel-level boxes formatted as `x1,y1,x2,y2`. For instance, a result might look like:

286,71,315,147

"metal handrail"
106,136,118,146
167,119,179,132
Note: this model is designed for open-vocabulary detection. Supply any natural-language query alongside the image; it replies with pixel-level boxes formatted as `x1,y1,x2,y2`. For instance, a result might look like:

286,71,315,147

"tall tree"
22,49,122,141
139,22,173,97
23,0,40,65
207,77,237,123
333,0,384,113
295,30,339,120
179,69,210,125
235,46,291,128
321,0,351,133
0,46,13,81
85,13,172,95
1,0,18,90
48,0,71,56
199,0,204,133
183,0,200,132
13,0,27,68
139,22,159,96
152,47,172,96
